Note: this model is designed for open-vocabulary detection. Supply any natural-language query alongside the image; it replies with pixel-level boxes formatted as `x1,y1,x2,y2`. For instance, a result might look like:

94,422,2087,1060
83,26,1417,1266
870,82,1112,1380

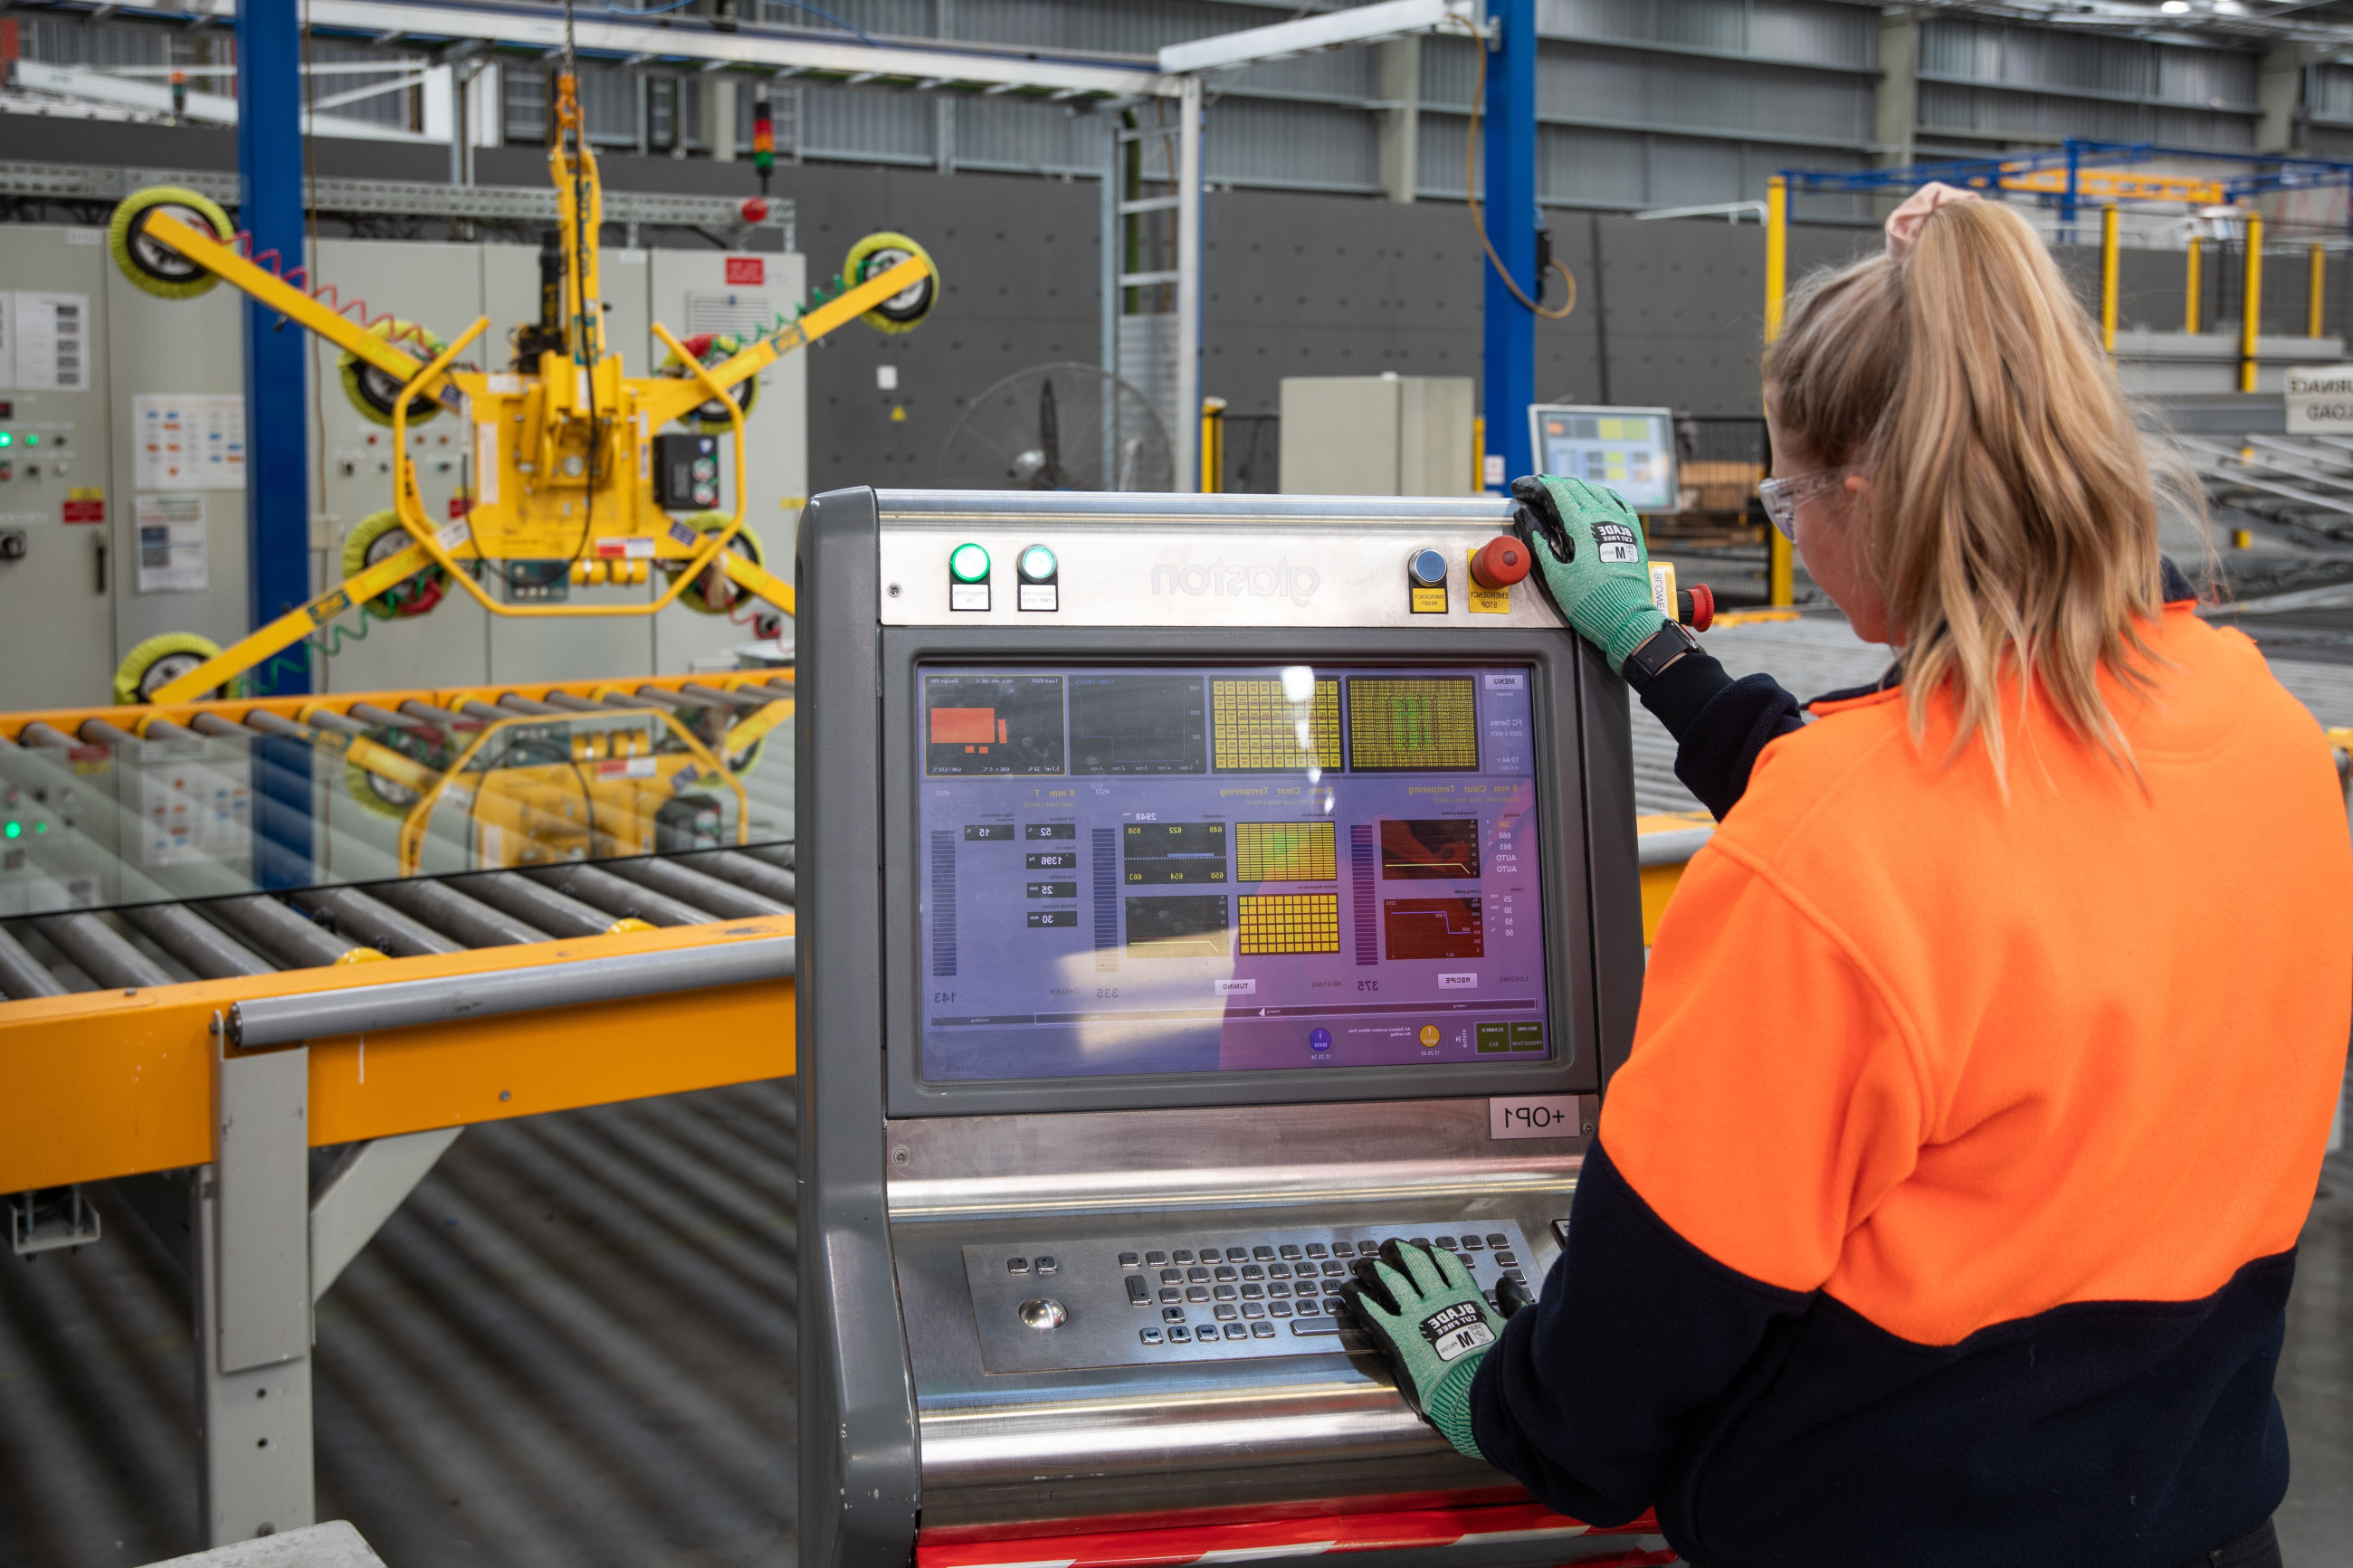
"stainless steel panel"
888,1097,1587,1219
959,1220,1538,1373
897,1193,1569,1528
874,490,1557,630
888,1098,1585,1525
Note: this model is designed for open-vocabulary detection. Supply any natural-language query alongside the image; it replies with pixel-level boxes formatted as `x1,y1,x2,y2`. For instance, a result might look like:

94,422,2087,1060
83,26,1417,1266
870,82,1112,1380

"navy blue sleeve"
1628,651,1805,821
1465,1141,1812,1526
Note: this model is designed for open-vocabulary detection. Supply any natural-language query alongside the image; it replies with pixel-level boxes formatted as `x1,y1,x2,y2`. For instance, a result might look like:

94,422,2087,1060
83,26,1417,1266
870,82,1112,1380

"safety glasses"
1757,468,1848,540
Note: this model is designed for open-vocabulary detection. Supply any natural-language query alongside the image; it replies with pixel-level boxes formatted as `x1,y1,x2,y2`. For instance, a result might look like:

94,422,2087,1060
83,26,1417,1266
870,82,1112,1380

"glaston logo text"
1150,559,1321,607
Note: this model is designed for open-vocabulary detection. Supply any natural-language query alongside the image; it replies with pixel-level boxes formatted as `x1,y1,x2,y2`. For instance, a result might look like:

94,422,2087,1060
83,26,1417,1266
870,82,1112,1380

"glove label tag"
1594,519,1642,564
1420,1301,1497,1364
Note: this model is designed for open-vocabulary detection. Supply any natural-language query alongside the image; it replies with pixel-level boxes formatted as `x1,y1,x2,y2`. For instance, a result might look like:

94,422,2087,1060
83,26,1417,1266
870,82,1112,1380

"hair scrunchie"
1884,181,1982,262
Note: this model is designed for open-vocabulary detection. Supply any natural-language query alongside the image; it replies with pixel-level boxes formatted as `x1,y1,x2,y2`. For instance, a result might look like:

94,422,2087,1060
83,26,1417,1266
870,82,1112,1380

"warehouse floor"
0,1080,797,1568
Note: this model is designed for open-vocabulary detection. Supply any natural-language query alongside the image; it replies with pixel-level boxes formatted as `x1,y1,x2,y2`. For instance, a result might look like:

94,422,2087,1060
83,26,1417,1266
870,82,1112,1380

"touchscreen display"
916,664,1552,1081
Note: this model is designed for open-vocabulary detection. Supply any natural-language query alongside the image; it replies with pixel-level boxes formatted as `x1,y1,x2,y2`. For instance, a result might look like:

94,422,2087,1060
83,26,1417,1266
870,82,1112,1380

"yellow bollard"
2241,212,2264,394
1199,396,1226,494
2186,237,2202,335
2311,244,2327,338
1765,176,1788,345
2101,205,2120,356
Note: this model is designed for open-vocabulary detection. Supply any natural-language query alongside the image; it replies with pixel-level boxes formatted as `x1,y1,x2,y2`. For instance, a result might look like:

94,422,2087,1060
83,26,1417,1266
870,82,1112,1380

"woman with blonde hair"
1342,186,2351,1567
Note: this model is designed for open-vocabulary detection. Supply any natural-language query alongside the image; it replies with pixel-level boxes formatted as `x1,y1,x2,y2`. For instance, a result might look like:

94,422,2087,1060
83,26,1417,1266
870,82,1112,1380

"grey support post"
198,1035,315,1544
194,1038,463,1545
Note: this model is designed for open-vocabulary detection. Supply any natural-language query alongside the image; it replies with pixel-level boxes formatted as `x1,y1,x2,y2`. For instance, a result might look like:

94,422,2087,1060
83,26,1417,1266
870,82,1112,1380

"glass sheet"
0,694,793,917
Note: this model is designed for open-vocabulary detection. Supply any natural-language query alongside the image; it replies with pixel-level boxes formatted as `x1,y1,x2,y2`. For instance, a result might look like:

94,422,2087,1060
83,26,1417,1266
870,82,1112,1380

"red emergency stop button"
1682,582,1716,632
1472,537,1531,591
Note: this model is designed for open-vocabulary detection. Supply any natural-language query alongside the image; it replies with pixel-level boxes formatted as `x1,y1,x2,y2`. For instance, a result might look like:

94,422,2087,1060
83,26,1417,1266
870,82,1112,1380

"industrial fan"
937,363,1173,491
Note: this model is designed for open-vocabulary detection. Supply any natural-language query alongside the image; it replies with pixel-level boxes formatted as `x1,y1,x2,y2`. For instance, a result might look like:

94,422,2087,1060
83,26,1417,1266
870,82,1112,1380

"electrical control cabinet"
0,225,118,712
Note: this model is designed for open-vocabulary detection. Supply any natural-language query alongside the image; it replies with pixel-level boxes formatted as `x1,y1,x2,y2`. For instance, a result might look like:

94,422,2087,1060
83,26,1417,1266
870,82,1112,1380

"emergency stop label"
1490,1095,1581,1140
1419,1301,1497,1363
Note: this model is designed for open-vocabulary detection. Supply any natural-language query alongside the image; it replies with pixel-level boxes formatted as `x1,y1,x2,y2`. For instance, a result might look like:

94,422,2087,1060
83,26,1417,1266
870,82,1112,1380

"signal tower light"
752,88,776,196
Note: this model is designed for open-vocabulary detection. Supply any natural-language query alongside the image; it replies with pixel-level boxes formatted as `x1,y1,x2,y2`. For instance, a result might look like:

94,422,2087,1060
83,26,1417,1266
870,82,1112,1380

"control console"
799,491,1647,1568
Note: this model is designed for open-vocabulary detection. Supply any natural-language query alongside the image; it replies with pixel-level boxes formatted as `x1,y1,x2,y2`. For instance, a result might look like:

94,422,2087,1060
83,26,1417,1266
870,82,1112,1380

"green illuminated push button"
1018,545,1056,582
948,542,992,611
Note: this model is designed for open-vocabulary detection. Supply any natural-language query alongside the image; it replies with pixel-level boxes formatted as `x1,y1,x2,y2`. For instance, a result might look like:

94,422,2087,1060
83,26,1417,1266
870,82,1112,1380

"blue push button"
1309,1027,1332,1052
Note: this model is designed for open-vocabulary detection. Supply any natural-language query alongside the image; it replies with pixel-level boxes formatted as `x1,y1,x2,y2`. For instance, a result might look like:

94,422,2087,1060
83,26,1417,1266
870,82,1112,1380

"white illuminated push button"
948,542,991,612
1016,543,1059,612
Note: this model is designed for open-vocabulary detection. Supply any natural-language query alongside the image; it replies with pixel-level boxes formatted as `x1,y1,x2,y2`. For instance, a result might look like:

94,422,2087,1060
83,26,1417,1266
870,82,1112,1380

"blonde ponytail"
1763,198,2175,781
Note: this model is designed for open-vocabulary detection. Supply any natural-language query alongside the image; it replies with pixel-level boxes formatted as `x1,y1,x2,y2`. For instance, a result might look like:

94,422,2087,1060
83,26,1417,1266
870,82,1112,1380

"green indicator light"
948,543,991,583
0,432,13,449
33,822,45,833
24,433,36,447
4,822,17,840
1018,545,1057,582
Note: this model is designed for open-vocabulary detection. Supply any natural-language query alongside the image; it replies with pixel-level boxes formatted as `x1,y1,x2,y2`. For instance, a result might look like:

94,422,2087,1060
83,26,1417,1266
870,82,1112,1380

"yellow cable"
1458,20,1576,322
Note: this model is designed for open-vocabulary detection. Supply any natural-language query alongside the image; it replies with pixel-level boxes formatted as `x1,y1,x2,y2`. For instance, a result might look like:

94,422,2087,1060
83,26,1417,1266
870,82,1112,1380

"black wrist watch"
1621,620,1701,689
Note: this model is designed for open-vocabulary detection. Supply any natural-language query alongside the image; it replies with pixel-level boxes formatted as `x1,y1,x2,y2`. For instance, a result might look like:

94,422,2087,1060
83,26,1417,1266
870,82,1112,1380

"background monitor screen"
1530,405,1677,510
916,664,1553,1082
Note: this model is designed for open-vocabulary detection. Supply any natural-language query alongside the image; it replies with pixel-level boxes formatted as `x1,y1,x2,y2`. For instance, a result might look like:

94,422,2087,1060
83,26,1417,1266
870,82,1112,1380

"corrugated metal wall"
1915,16,2261,157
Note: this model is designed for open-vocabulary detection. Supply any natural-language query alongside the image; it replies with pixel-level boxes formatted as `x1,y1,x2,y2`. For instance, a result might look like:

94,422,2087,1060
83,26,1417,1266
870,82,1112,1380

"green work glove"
1343,1240,1507,1460
1510,474,1666,675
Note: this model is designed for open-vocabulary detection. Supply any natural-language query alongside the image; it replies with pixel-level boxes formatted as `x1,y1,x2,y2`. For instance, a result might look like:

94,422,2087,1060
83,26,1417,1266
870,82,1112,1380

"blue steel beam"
1481,0,1536,492
236,0,316,889
1783,138,2353,201
236,0,312,695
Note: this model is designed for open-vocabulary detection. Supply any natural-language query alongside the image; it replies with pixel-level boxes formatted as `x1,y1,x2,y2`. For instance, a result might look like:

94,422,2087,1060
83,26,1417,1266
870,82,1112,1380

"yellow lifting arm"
150,538,445,706
138,210,464,404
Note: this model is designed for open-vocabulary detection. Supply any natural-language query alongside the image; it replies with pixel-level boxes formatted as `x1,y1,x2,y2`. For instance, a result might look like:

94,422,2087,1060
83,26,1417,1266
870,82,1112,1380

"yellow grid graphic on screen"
1236,893,1342,955
1211,679,1342,771
1346,678,1480,771
1235,822,1338,883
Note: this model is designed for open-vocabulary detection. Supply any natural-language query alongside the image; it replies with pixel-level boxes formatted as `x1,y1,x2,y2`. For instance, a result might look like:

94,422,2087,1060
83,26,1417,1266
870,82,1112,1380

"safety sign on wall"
133,394,247,489
0,291,92,391
134,493,209,594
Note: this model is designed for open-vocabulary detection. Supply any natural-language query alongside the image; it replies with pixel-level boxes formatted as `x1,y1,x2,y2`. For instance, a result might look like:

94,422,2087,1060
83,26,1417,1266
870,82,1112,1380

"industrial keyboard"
962,1221,1539,1372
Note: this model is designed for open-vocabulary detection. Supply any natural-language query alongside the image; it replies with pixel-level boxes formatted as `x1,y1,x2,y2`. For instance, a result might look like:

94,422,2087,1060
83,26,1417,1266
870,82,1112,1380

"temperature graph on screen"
1384,897,1484,960
1381,819,1480,880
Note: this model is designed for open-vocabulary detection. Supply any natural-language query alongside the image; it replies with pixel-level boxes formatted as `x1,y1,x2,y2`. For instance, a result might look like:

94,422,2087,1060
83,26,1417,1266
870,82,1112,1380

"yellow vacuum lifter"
101,70,938,708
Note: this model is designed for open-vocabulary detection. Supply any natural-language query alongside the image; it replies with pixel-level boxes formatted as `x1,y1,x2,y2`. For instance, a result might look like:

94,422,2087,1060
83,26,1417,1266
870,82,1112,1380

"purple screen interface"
916,664,1553,1082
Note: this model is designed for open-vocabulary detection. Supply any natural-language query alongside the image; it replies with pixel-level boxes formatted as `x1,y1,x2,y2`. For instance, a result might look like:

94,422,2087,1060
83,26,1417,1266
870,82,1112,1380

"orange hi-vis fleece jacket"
1469,572,2353,1568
